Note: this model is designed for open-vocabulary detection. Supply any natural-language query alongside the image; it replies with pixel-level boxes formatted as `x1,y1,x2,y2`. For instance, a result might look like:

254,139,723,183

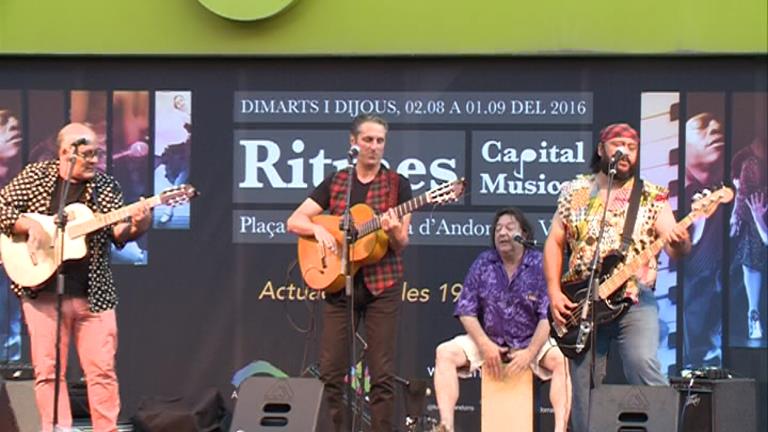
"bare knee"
435,341,466,369
541,348,568,377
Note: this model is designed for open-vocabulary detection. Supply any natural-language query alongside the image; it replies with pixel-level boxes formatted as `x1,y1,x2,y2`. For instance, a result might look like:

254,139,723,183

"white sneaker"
703,347,721,363
748,310,763,339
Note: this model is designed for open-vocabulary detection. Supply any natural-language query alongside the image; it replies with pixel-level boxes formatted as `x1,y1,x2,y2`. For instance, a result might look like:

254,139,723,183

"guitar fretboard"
67,195,164,239
597,211,698,299
356,193,431,238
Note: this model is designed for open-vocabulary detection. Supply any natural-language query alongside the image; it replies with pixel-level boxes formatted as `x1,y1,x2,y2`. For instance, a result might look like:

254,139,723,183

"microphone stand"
340,153,356,298
52,147,80,431
580,156,619,429
303,363,372,428
339,152,360,430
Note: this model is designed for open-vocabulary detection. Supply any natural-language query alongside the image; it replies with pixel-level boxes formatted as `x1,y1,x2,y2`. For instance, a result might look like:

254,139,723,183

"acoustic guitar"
298,178,465,292
0,184,197,288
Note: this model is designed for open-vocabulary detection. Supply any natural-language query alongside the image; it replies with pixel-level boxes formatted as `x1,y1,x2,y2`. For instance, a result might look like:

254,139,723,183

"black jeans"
319,280,401,432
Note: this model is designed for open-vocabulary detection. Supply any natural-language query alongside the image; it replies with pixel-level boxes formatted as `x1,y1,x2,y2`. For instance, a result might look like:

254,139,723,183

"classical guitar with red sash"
298,177,466,292
549,186,733,359
0,184,198,289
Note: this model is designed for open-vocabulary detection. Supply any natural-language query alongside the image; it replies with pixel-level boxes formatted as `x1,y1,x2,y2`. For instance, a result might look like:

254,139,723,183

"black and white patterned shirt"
0,160,125,312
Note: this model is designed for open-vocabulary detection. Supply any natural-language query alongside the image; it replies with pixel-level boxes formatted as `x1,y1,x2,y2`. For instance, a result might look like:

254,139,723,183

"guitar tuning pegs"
693,192,703,201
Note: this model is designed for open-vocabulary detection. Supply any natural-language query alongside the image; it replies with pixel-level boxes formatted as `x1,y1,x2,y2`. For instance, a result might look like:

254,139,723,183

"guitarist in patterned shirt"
287,114,412,432
543,123,691,432
0,123,151,432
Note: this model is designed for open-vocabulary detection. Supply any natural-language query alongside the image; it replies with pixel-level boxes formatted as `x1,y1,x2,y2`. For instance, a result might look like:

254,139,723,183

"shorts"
447,334,557,380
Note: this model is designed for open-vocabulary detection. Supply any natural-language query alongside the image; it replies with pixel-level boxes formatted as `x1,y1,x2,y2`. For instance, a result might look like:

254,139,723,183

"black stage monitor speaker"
0,378,40,432
229,377,323,432
672,377,756,432
588,385,679,432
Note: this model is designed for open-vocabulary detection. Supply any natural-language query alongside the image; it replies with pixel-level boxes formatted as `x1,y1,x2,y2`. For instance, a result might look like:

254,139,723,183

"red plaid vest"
328,167,404,294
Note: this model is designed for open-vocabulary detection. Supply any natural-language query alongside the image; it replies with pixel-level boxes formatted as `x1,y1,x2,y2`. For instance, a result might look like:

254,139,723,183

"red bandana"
599,123,639,144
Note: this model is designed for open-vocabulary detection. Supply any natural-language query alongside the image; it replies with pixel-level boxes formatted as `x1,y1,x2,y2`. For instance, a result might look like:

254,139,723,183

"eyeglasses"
76,149,106,160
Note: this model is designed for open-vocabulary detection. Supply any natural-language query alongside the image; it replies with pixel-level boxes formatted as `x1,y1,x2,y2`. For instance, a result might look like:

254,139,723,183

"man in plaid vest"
288,114,412,431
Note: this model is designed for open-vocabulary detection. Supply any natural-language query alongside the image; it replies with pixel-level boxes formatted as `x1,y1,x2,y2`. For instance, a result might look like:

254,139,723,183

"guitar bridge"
575,321,592,353
316,243,327,270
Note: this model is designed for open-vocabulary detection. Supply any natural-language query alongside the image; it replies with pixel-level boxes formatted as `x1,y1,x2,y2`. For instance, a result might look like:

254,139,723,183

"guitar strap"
387,170,399,208
620,177,644,255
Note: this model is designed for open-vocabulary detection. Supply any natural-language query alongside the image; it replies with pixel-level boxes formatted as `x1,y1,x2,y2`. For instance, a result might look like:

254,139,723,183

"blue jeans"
569,288,667,432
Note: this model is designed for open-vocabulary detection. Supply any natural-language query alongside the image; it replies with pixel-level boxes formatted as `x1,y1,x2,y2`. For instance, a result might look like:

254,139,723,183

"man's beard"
599,157,636,182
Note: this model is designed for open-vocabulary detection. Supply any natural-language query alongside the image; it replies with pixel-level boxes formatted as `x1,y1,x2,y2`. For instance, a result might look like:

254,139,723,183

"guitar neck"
597,211,698,299
68,194,164,238
356,193,431,237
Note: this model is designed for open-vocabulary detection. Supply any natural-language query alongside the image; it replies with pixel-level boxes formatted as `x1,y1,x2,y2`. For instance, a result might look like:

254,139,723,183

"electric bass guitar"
298,178,466,292
549,186,733,359
0,184,197,288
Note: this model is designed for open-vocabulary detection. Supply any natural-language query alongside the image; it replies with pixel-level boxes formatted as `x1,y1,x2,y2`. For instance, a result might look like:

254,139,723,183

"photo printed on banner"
0,91,23,184
0,90,24,363
640,92,681,376
111,91,151,265
682,92,727,369
70,90,108,172
154,91,192,229
28,90,66,163
729,92,768,348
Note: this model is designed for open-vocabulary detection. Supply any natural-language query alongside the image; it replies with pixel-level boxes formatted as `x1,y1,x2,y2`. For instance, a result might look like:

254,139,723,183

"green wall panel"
0,0,766,54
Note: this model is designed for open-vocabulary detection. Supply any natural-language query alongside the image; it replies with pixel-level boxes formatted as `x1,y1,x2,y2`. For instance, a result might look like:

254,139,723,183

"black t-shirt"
41,178,91,297
309,168,413,291
309,169,413,209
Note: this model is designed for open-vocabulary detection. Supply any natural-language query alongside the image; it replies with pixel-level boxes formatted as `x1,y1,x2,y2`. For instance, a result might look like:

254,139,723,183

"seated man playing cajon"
432,207,571,432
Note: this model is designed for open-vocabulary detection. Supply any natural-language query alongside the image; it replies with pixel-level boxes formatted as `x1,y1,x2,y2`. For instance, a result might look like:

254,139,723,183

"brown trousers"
319,280,401,432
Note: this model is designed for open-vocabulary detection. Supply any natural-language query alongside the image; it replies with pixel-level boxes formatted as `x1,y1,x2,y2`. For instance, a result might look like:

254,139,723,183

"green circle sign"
198,0,298,21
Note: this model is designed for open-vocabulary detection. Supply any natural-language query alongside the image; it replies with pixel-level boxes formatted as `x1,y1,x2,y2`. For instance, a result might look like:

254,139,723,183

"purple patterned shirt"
454,248,548,349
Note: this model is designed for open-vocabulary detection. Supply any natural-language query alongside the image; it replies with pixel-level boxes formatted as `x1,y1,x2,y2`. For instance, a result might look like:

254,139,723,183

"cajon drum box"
481,366,533,432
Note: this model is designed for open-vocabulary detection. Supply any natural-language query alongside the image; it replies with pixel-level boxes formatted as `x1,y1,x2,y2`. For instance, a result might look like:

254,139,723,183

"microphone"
347,145,360,160
113,141,149,160
70,137,88,147
610,146,628,164
513,234,539,247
